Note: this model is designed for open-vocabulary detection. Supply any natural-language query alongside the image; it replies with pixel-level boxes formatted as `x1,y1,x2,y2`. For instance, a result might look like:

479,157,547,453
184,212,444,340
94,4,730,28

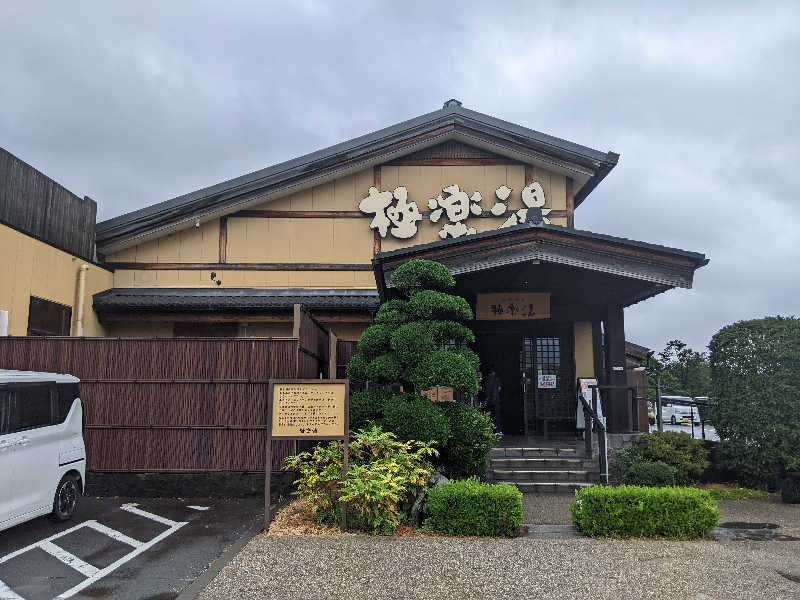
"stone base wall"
85,471,296,498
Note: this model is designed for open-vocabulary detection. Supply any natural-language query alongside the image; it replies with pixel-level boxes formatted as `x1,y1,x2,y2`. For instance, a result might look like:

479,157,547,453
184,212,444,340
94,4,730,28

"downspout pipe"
74,264,89,336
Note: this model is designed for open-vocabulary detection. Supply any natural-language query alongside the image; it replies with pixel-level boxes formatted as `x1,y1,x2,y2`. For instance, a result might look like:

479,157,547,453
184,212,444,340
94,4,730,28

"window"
0,389,12,435
28,297,72,336
536,337,561,373
15,385,54,431
56,383,80,423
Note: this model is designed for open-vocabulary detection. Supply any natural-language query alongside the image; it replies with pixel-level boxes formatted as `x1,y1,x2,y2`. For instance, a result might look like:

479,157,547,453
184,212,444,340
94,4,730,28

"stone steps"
488,444,601,492
496,481,594,493
491,469,596,482
490,447,579,458
490,457,587,470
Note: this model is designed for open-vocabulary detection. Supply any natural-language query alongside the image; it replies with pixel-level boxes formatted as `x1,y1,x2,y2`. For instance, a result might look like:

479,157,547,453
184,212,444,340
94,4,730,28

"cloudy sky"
1,1,798,353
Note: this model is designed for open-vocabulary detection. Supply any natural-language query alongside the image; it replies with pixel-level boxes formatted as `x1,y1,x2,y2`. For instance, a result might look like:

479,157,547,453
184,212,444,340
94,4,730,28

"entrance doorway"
476,325,576,436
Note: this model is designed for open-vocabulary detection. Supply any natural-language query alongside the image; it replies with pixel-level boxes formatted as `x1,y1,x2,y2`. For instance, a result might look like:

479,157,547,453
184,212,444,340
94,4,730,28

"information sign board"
475,293,550,320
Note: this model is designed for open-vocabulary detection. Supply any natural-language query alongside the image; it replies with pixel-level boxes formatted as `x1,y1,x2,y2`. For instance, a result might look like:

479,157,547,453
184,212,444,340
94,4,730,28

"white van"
0,370,85,532
660,395,701,425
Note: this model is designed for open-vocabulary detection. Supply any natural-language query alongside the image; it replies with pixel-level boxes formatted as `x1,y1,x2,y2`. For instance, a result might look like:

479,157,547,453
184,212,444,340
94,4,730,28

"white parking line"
39,541,99,578
0,505,190,600
0,579,24,600
121,505,182,528
83,521,142,548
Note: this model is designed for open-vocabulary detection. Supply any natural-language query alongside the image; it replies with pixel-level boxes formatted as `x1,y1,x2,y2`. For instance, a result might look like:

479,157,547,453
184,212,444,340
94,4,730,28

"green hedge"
426,479,523,537
622,460,677,487
391,259,455,295
570,485,720,539
382,394,451,446
440,402,497,478
349,388,393,431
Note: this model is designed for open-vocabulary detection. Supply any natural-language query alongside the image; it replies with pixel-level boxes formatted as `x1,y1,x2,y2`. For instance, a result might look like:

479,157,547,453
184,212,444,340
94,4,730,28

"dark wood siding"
0,147,96,260
0,336,303,472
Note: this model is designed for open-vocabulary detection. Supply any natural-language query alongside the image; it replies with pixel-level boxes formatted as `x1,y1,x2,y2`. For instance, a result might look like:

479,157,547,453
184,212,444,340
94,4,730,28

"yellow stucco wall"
0,224,113,336
573,321,595,378
106,159,567,290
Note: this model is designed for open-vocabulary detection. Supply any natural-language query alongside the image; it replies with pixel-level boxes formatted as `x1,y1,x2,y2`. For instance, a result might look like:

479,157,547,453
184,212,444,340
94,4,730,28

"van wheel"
670,416,677,425
53,474,79,522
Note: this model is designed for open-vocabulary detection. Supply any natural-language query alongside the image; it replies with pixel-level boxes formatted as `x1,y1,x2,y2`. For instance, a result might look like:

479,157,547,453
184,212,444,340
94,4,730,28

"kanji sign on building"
475,292,551,321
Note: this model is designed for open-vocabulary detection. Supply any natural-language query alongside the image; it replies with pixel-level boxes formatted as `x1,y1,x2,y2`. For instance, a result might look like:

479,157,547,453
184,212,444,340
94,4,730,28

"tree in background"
709,316,800,490
647,339,711,399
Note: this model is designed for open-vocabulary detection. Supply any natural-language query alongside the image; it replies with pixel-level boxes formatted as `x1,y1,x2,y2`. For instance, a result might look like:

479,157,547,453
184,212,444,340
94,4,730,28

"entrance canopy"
372,222,708,319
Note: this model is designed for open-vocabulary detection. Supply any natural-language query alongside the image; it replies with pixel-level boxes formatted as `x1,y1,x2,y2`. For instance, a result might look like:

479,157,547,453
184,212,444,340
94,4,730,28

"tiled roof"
93,288,379,312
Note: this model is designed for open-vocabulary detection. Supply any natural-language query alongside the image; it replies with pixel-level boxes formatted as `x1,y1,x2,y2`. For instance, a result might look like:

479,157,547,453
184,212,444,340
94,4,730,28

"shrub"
709,316,800,488
570,485,720,539
440,402,498,479
611,447,639,482
285,426,437,534
382,395,451,447
632,432,709,485
391,259,455,295
622,460,677,487
349,388,393,431
426,479,522,537
410,350,478,395
357,324,392,361
407,290,473,321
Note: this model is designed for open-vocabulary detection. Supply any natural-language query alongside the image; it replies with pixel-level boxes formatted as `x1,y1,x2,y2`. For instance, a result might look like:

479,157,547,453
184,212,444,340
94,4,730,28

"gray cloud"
1,0,797,353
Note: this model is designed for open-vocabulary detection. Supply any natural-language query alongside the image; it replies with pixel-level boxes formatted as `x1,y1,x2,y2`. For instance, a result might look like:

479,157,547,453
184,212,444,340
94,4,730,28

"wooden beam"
373,165,381,256
525,164,533,185
232,210,364,219
565,177,575,228
218,216,228,263
105,262,374,271
99,312,373,324
292,304,302,338
385,158,523,166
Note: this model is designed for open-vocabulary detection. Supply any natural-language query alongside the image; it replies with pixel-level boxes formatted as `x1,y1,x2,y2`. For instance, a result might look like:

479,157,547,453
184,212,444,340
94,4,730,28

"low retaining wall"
85,471,296,499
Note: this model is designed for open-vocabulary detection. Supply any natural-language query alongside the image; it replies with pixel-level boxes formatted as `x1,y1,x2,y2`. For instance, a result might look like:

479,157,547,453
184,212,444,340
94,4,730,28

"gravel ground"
199,535,800,600
522,493,574,524
199,496,800,600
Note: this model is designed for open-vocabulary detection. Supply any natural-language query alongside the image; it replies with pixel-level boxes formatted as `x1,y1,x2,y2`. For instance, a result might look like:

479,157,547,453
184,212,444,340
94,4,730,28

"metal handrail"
578,386,608,485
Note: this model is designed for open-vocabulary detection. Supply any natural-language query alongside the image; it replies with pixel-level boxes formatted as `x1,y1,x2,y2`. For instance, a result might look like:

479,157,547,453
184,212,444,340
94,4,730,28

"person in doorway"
483,365,503,435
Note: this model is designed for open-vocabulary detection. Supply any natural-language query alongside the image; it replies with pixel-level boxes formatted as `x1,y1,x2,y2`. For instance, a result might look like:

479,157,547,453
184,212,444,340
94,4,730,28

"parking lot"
649,421,719,441
0,497,264,600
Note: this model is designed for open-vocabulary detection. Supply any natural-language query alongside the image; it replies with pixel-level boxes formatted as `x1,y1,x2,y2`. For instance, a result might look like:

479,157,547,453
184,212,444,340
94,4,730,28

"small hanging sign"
537,374,557,389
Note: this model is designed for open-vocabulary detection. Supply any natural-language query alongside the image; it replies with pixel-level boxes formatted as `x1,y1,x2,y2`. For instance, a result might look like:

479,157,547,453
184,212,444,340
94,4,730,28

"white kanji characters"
428,184,483,238
498,181,550,228
439,222,477,239
359,186,394,237
490,185,512,216
385,186,422,239
358,186,422,239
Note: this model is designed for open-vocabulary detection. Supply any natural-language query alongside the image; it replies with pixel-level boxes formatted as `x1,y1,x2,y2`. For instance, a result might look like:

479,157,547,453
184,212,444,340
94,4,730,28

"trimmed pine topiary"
382,394,452,447
391,259,455,295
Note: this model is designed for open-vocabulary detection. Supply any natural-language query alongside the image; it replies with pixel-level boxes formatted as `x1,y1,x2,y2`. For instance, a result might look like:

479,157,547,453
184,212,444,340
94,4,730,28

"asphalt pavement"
0,496,264,600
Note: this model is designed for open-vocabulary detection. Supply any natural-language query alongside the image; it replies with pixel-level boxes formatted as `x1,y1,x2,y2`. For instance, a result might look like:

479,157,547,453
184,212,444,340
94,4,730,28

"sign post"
265,379,349,531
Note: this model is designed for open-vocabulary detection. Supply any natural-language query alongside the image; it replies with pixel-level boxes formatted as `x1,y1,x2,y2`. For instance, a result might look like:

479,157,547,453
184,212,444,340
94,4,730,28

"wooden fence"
0,335,330,472
0,147,97,260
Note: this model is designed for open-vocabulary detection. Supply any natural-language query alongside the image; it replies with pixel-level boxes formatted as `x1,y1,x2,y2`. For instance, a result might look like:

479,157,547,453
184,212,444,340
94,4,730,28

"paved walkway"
198,496,800,600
